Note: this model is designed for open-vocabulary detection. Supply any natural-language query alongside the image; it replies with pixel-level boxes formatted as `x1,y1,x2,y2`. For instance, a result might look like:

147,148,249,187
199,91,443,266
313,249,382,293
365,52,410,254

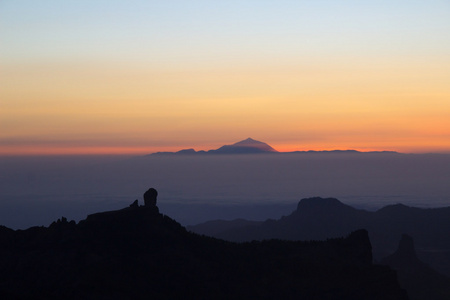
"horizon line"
2,147,450,157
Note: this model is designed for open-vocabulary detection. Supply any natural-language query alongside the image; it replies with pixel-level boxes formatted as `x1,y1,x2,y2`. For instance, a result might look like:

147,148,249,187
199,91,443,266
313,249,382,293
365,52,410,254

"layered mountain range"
188,197,450,300
0,198,408,299
188,197,450,273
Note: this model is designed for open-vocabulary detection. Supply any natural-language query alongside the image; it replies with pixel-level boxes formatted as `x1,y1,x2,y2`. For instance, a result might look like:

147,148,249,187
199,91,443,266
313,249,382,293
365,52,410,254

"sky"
1,0,450,155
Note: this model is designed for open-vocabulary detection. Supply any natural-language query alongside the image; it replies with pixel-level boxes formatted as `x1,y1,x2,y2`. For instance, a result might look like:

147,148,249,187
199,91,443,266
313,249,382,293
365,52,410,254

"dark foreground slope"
0,205,407,299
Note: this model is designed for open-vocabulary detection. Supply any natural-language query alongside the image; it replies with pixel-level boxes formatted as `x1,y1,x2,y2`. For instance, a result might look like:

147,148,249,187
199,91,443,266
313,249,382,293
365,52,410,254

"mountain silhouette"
210,137,278,154
151,138,398,155
381,234,450,300
189,197,450,277
202,197,370,242
0,192,408,299
152,138,278,155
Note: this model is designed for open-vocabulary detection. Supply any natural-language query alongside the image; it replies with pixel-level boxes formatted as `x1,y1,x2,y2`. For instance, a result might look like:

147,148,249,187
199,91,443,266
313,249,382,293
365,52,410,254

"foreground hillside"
0,203,407,299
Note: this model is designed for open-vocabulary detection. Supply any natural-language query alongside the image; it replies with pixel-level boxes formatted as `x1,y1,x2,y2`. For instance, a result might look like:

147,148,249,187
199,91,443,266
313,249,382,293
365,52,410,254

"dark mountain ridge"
189,197,450,276
0,198,407,299
188,197,450,299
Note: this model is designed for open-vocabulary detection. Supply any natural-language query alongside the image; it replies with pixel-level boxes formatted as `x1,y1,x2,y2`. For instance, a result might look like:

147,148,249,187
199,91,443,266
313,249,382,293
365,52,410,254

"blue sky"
3,1,449,64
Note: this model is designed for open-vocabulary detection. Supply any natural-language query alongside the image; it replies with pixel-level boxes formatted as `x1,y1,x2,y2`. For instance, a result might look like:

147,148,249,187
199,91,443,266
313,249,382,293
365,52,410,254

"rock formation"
381,234,450,300
143,187,158,207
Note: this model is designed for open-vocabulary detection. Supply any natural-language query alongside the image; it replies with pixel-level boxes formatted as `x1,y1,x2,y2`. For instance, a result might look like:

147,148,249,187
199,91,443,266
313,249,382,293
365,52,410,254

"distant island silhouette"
151,137,398,155
0,189,408,299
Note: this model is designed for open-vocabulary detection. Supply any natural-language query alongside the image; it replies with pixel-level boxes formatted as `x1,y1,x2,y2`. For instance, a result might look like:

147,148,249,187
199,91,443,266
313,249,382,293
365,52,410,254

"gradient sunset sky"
1,1,450,155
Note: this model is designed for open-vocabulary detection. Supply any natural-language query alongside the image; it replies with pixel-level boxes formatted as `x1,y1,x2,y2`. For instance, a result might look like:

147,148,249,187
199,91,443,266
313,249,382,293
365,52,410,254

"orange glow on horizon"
0,146,159,156
2,140,450,156
2,59,449,156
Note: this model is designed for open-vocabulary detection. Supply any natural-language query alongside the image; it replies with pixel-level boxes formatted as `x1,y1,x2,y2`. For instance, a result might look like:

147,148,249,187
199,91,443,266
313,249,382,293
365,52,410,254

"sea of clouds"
1,153,450,229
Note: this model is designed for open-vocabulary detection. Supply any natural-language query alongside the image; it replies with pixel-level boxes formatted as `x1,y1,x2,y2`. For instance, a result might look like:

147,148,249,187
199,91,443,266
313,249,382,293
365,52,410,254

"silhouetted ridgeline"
189,197,450,274
0,202,407,299
152,137,279,155
188,197,450,300
151,137,397,155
